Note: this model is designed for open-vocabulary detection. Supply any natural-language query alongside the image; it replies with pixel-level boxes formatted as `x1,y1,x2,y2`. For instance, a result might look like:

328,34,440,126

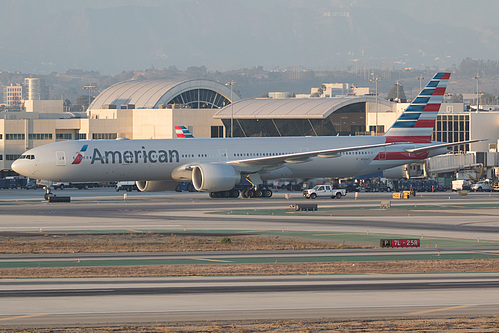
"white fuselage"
12,136,448,183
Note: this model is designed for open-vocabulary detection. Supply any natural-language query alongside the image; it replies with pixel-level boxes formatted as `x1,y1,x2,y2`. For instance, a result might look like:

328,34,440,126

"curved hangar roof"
89,79,240,110
214,96,392,119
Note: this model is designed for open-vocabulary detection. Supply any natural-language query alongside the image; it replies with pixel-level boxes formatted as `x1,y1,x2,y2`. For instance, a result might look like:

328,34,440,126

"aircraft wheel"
241,190,249,198
231,189,240,198
247,189,255,198
209,192,217,198
255,190,263,198
264,190,272,198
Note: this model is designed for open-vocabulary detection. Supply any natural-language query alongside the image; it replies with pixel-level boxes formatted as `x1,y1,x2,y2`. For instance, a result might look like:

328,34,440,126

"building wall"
3,85,23,107
469,112,499,152
25,100,63,113
132,109,173,139
172,109,224,138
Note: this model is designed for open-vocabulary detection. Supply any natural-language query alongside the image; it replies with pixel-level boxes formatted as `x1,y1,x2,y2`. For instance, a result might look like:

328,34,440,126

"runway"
1,273,499,327
1,188,499,327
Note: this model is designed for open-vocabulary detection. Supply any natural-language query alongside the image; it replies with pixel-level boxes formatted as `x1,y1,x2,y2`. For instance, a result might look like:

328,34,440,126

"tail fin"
384,72,450,143
175,126,194,138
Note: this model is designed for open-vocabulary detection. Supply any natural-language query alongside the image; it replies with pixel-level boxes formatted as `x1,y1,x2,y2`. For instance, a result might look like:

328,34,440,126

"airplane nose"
11,159,21,174
11,158,32,177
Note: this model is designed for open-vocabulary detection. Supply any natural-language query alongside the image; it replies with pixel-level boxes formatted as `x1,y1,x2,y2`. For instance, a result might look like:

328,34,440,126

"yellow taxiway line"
407,304,478,315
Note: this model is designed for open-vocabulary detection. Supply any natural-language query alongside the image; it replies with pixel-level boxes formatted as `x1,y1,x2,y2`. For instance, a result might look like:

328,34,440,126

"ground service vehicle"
452,179,471,191
303,185,347,199
470,180,491,192
116,181,139,192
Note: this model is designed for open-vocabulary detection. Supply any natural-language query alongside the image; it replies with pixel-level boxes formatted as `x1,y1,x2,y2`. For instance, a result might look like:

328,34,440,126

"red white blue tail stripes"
384,72,450,143
175,126,194,138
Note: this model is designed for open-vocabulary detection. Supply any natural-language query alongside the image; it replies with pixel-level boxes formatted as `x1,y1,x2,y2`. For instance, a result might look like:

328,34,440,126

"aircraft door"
56,151,67,166
378,147,386,160
218,149,228,162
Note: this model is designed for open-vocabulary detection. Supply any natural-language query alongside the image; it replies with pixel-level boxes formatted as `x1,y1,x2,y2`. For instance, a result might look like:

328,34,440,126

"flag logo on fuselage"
72,144,88,164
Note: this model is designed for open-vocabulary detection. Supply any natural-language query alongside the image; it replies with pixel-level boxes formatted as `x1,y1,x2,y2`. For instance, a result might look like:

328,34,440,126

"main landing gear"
209,185,273,199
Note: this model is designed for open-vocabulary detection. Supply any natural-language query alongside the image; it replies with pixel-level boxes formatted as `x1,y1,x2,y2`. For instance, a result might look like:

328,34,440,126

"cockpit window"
20,154,35,160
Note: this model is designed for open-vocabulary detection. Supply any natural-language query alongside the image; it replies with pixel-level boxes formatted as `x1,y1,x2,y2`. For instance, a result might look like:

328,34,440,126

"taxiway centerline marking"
406,304,478,315
0,314,46,321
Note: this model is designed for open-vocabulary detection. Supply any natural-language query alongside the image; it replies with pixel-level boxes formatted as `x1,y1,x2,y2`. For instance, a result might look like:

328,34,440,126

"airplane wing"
228,142,395,167
405,139,484,153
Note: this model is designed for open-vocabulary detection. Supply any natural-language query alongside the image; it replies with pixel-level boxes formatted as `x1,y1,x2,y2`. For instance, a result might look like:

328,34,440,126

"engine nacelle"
382,166,406,180
191,163,241,192
136,180,178,192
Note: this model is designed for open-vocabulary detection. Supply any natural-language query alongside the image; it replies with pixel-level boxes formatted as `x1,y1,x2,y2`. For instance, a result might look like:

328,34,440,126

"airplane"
12,72,480,199
175,126,194,138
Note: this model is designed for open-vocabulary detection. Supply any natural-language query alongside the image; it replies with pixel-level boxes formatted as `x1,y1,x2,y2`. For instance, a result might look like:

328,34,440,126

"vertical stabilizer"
384,72,450,143
175,126,194,138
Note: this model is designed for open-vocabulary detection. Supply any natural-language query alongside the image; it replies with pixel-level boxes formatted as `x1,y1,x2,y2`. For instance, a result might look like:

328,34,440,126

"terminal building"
1,77,499,181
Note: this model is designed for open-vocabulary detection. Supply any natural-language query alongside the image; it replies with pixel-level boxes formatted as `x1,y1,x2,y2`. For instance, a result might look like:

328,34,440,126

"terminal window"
56,133,72,140
6,154,21,160
211,126,224,138
5,134,25,140
78,133,87,140
92,133,117,140
28,133,53,140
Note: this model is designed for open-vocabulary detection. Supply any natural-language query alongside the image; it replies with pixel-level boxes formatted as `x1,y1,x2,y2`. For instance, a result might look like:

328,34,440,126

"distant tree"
448,93,463,103
387,82,406,102
75,95,95,110
478,92,498,106
186,66,208,79
63,99,72,112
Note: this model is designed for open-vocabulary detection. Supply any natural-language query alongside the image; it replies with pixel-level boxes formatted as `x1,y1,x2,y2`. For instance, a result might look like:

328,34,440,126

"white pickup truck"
303,185,347,199
470,180,491,192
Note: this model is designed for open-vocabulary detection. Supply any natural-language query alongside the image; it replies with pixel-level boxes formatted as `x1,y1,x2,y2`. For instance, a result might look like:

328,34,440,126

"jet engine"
136,180,178,192
191,163,241,192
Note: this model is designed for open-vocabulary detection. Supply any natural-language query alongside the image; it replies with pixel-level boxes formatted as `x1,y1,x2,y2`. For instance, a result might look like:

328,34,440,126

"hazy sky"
1,0,498,74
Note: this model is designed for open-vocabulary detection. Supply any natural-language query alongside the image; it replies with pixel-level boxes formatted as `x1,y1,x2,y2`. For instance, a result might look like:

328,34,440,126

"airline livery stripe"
406,105,425,111
392,121,417,128
433,87,446,95
374,151,430,160
420,88,435,96
434,72,450,80
423,104,441,112
384,136,431,143
413,97,430,104
414,119,435,128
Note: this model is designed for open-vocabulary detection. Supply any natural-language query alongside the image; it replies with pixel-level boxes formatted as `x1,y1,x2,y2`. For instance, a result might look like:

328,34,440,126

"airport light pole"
417,74,424,93
225,81,236,137
83,85,95,111
473,74,480,111
370,75,381,135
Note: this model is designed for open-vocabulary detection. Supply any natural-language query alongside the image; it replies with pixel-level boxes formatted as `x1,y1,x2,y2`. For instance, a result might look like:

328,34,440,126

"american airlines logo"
72,144,88,164
89,147,180,164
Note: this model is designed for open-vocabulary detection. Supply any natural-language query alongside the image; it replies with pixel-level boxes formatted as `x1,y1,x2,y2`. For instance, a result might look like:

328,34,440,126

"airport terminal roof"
88,79,240,110
214,96,392,119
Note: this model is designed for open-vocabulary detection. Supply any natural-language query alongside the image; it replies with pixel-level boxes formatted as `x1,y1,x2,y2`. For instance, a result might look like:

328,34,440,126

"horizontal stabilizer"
405,139,485,153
